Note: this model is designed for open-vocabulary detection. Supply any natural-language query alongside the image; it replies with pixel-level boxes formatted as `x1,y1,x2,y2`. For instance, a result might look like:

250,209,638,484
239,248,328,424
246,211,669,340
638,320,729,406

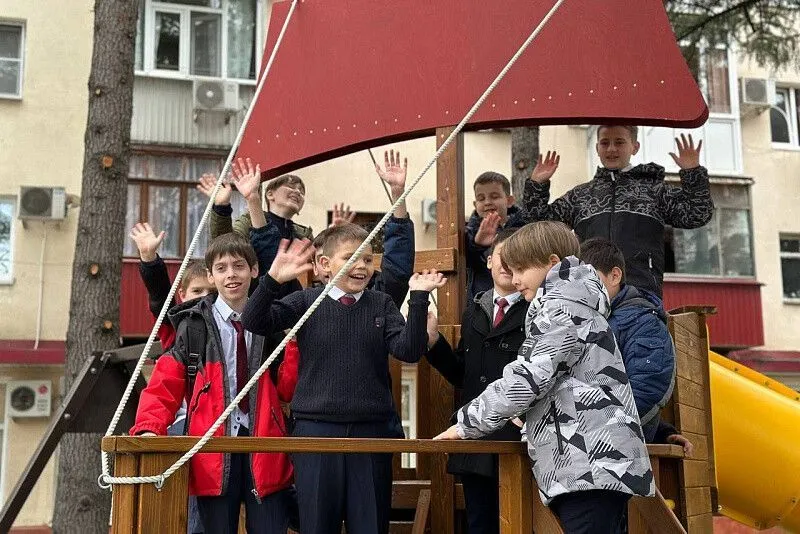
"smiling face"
510,256,560,302
266,181,306,218
474,182,514,222
320,239,375,294
207,253,258,310
596,126,640,170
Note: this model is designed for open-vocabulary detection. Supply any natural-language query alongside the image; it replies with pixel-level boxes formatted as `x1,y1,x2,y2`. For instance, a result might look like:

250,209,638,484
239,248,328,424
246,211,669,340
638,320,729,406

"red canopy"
238,0,708,178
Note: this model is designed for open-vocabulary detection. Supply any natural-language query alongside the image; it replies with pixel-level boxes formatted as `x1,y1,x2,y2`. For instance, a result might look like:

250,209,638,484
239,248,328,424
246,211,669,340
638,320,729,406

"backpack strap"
183,313,207,409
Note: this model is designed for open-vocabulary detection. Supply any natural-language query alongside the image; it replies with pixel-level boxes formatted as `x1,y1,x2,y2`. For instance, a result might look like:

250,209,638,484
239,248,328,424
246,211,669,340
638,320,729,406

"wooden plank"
629,490,687,534
683,487,712,517
680,432,709,461
389,522,414,534
392,480,465,510
647,444,685,459
137,453,188,534
686,513,713,534
674,379,706,410
499,453,535,534
103,436,528,455
531,487,564,534
391,358,404,479
681,460,713,488
658,458,684,525
429,125,465,534
110,453,139,534
675,404,707,435
375,247,458,273
675,350,706,386
411,489,432,534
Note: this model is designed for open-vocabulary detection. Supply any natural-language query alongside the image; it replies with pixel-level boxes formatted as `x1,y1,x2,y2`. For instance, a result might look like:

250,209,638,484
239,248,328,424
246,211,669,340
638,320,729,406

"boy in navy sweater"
241,224,445,534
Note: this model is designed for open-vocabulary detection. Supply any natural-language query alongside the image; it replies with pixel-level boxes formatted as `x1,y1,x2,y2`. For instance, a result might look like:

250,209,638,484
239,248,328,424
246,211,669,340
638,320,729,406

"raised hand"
230,157,262,201
267,239,315,284
129,222,165,262
197,172,232,206
376,149,408,196
669,133,703,169
433,424,463,440
409,269,447,292
530,150,560,184
474,212,501,247
330,203,356,227
426,312,440,349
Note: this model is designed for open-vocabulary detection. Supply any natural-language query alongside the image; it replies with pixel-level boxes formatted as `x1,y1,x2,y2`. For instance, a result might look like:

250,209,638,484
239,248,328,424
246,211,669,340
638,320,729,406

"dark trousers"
550,490,631,534
461,473,500,534
291,418,402,534
196,428,291,534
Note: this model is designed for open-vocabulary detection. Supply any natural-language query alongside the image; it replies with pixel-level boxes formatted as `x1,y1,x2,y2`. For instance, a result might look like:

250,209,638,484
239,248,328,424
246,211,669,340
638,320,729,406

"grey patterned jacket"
456,257,655,504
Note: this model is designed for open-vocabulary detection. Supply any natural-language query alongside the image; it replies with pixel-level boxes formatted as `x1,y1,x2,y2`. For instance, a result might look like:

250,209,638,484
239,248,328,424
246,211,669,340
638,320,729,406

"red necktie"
493,297,508,328
231,320,250,414
339,294,356,306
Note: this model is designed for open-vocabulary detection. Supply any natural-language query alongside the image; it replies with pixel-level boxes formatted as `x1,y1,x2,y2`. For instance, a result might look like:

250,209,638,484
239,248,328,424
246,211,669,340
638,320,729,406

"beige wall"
0,0,92,342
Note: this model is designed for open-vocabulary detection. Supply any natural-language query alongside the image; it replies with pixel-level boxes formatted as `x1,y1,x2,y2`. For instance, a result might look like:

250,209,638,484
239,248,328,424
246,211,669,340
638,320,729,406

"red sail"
238,0,708,178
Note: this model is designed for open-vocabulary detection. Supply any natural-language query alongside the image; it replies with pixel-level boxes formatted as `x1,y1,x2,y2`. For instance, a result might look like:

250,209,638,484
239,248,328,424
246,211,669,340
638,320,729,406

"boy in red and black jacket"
131,233,294,534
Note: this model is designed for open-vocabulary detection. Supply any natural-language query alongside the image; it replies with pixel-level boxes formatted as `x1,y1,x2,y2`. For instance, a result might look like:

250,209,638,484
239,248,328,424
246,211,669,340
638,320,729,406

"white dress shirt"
328,286,364,303
492,290,522,325
212,296,252,436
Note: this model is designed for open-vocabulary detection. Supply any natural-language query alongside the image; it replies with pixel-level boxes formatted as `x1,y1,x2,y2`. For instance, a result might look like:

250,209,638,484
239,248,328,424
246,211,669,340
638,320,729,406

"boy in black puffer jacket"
425,229,525,534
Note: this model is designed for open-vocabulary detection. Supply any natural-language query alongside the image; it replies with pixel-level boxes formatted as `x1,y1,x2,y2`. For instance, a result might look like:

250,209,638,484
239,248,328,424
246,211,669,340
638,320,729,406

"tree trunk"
510,126,539,199
52,1,138,532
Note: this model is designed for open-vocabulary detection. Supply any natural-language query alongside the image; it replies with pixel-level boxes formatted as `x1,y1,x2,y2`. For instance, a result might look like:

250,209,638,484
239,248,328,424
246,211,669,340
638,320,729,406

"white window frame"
780,234,800,304
0,20,25,100
401,366,417,469
138,0,259,84
0,196,15,285
771,86,800,150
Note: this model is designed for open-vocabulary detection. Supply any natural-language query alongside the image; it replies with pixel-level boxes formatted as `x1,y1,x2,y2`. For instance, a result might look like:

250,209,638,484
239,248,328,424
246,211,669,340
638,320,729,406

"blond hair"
597,125,639,143
501,221,580,270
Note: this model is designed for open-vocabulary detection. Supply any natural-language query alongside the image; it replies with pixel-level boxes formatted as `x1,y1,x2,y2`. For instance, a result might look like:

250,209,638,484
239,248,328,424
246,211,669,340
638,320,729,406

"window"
125,152,248,258
771,87,800,146
137,0,257,80
400,367,417,469
780,235,800,302
681,43,732,115
0,22,24,98
669,184,754,278
0,198,14,283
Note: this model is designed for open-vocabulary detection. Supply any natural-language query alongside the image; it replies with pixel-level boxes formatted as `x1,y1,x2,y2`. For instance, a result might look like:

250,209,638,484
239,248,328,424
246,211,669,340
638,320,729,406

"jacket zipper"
247,343,262,504
271,407,287,435
189,382,211,414
608,172,616,241
550,400,565,455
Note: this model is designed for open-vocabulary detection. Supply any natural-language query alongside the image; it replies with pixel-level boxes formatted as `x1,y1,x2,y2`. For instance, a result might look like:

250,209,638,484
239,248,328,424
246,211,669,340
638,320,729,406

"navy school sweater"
242,275,430,422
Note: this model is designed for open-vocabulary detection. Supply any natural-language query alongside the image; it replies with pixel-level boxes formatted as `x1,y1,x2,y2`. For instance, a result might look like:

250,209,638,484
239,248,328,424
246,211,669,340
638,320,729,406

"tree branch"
675,0,763,41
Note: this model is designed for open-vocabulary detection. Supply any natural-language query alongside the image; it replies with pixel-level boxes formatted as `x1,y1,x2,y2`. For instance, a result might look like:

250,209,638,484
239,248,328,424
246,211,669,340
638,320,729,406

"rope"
100,0,566,489
99,0,301,489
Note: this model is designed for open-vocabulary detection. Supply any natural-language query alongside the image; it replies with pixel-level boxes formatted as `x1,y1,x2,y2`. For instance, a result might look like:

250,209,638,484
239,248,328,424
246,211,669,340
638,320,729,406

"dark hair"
204,233,258,270
501,221,580,270
265,174,305,195
473,171,511,196
597,125,639,143
579,238,626,280
180,259,208,290
319,223,371,257
488,228,518,256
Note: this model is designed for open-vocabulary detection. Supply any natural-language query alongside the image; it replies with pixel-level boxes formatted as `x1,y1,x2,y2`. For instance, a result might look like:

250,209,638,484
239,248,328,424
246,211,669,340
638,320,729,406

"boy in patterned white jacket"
435,221,654,534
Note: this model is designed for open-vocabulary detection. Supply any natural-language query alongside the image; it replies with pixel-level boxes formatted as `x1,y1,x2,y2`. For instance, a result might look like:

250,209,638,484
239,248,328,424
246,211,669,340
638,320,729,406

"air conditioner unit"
740,78,776,108
18,186,67,221
193,80,240,112
421,199,437,224
6,380,52,418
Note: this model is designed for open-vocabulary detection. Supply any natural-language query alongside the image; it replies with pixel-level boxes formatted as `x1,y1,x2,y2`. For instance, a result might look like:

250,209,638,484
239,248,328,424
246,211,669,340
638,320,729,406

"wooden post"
137,453,189,534
498,453,535,534
110,452,139,534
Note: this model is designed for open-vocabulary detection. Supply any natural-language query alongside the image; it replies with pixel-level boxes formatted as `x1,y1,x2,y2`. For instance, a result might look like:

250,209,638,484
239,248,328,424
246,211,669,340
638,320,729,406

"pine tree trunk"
52,1,138,532
510,126,539,199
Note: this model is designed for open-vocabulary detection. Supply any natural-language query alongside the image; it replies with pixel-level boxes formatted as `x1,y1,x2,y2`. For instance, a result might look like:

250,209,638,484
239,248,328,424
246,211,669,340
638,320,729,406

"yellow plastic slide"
710,351,800,532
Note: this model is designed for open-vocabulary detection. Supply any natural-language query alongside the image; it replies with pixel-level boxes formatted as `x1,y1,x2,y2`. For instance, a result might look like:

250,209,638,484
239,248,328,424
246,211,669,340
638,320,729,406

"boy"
425,228,527,534
131,234,295,534
435,221,654,534
579,238,675,442
241,225,445,534
524,128,713,297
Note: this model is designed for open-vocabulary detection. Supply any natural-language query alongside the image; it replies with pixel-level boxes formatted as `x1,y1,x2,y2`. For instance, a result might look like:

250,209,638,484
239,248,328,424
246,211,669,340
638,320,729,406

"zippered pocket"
271,407,287,436
189,382,211,415
548,400,565,455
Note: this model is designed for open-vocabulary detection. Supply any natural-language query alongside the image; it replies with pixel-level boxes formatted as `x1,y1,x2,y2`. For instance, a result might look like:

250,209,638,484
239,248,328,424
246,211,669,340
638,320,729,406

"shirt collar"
214,295,240,322
493,290,521,306
328,285,364,302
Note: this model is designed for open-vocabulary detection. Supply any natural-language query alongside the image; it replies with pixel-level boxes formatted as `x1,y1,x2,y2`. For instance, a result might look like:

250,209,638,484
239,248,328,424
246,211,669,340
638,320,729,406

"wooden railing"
101,437,686,534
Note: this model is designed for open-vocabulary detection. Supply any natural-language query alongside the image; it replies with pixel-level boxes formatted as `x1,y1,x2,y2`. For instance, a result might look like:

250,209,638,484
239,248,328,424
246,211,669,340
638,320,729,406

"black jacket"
524,164,714,297
426,290,528,477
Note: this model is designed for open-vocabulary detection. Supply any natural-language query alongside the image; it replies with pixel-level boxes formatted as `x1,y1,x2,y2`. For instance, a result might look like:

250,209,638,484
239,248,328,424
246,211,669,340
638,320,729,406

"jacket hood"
534,256,610,318
167,293,215,327
612,284,668,323
593,163,665,182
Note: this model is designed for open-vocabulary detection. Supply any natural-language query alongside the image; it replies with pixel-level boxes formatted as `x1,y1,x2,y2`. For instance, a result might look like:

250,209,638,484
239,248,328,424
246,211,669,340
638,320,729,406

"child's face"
596,126,640,170
320,239,375,294
488,242,516,294
595,267,623,300
206,253,258,305
473,182,515,221
510,256,560,302
178,276,214,302
266,182,305,217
